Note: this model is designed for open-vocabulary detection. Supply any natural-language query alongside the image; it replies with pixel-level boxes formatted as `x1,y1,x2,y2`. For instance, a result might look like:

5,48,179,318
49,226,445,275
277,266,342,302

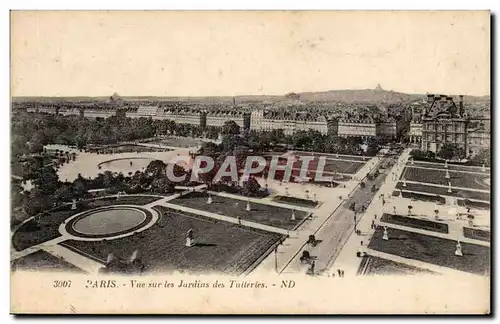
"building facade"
337,117,378,138
419,94,490,157
250,110,329,135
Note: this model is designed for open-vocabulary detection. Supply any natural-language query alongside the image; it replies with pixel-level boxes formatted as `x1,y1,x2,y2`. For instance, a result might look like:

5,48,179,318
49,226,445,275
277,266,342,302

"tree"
145,160,167,178
103,171,115,188
221,120,240,136
438,143,464,160
366,138,380,156
150,177,175,194
198,142,220,155
72,179,88,199
32,166,59,196
468,149,490,167
53,185,73,204
242,177,261,197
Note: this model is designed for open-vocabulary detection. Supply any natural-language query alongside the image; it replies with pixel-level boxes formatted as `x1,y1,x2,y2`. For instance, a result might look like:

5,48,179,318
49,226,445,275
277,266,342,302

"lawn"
60,206,285,275
380,213,449,234
392,190,446,204
411,161,489,174
457,199,490,210
463,228,490,242
11,250,84,273
395,182,490,202
169,192,309,230
402,167,490,190
270,169,349,184
291,158,365,175
368,226,490,275
12,195,164,251
358,255,435,276
272,195,319,208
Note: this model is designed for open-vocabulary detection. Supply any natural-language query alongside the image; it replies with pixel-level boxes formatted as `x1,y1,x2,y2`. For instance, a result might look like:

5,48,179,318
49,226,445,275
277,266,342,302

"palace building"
412,94,490,157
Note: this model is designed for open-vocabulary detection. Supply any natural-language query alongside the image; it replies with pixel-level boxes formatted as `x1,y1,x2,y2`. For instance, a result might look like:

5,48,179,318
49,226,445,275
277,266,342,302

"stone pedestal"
482,164,486,172
455,241,463,256
448,183,452,193
445,170,450,179
444,160,448,168
402,181,407,187
71,199,77,210
246,201,251,212
207,196,213,204
291,210,296,221
185,237,195,247
382,227,389,240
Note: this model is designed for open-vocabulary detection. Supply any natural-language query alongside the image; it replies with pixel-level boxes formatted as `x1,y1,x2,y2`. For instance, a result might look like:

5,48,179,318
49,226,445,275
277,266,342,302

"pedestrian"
337,269,341,277
341,270,345,277
237,217,242,226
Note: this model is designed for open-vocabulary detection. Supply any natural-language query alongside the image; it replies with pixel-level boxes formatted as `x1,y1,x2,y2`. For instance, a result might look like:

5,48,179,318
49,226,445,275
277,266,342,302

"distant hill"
12,87,490,105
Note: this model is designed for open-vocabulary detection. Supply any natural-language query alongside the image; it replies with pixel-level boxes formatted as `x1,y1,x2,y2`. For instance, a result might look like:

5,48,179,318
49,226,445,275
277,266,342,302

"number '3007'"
53,280,72,288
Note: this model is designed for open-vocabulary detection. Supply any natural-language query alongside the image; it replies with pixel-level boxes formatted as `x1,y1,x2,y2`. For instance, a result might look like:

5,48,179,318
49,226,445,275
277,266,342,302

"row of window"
424,134,464,142
424,123,465,132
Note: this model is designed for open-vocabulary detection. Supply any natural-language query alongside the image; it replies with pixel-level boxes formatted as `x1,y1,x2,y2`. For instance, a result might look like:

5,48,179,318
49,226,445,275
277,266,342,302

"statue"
455,241,463,257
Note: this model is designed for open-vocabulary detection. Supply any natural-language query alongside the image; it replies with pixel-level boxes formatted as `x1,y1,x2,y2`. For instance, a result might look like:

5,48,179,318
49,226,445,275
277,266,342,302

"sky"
10,11,491,97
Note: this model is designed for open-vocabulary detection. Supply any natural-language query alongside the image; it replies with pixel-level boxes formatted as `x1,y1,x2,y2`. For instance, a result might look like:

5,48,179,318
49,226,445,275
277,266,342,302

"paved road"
282,155,394,274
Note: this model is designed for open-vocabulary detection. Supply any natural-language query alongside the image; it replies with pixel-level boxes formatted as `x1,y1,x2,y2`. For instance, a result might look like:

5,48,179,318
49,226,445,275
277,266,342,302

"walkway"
406,164,491,176
281,156,389,275
42,244,104,273
213,191,315,213
327,149,411,276
158,202,291,235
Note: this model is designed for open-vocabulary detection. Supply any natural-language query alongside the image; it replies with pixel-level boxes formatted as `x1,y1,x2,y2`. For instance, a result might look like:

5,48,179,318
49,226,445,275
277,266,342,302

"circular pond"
97,157,156,174
66,206,153,238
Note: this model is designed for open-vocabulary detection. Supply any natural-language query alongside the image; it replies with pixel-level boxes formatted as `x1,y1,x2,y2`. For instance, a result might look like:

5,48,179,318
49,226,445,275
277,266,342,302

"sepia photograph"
9,10,491,314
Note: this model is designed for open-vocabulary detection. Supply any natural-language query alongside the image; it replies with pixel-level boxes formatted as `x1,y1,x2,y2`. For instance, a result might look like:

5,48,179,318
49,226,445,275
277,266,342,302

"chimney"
459,95,464,116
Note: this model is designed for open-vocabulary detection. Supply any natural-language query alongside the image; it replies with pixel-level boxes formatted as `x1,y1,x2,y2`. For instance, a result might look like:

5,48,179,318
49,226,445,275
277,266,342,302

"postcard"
10,10,490,314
